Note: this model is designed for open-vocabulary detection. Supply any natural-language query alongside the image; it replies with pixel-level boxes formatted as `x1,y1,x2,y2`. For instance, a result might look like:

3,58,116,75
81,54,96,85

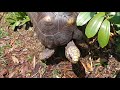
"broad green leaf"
116,30,120,35
107,12,116,16
76,12,96,26
85,12,105,38
98,19,110,48
109,12,120,24
115,24,120,35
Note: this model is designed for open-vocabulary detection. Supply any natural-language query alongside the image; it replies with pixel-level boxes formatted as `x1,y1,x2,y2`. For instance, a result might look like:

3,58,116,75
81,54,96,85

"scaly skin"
65,40,80,64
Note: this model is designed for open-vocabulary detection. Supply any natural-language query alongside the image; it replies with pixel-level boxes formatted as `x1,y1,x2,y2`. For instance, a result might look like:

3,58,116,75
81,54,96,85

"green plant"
0,28,8,38
0,46,4,58
15,40,22,46
0,44,12,58
27,55,33,62
5,12,30,30
52,69,61,78
76,12,120,48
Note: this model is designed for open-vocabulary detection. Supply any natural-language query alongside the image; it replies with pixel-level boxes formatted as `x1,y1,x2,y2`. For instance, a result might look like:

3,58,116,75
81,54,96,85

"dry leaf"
9,45,17,52
4,45,17,55
10,37,18,46
20,65,28,77
95,58,101,63
0,69,8,78
32,56,36,69
11,56,19,64
0,40,6,47
80,60,93,74
9,71,16,78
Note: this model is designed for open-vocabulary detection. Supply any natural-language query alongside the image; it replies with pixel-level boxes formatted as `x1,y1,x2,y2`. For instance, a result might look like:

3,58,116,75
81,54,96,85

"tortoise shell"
27,12,79,49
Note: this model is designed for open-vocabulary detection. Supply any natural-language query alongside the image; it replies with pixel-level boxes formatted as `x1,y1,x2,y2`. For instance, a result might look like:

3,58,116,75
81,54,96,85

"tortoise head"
68,46,80,64
65,41,80,64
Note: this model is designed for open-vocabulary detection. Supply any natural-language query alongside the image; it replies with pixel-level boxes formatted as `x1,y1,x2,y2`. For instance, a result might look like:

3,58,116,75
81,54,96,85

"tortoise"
27,12,83,63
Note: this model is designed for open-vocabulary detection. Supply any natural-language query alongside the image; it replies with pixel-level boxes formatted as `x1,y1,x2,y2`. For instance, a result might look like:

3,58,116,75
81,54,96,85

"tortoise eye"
68,53,72,61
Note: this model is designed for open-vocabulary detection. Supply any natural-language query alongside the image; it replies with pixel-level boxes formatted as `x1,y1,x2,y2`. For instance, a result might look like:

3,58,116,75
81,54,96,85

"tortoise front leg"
39,48,55,60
